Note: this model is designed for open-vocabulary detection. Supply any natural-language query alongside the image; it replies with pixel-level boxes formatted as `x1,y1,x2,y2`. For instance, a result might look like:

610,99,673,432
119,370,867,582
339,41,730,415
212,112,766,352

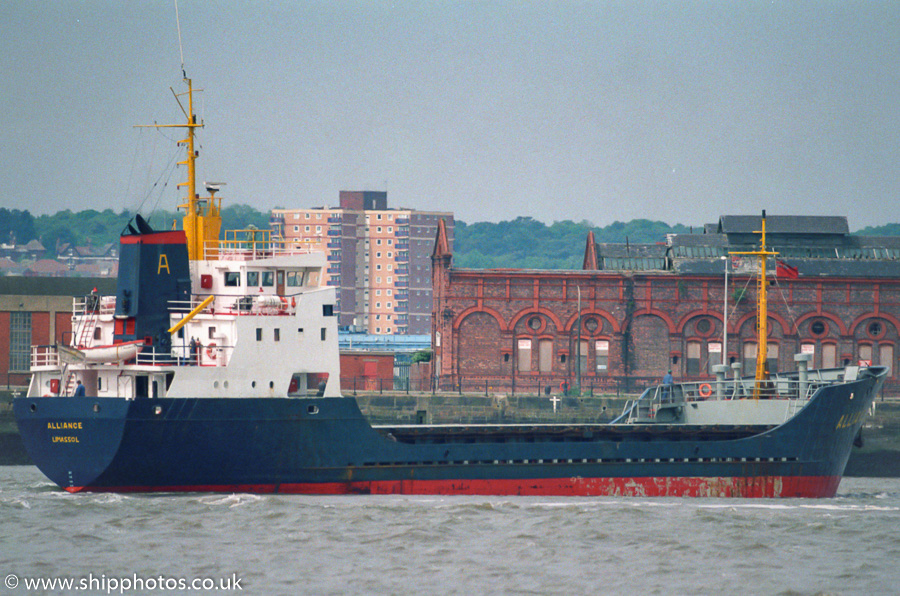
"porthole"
223,381,229,389
251,381,257,388
528,316,542,331
269,381,275,389
307,405,319,415
214,381,219,389
811,320,826,336
584,317,599,332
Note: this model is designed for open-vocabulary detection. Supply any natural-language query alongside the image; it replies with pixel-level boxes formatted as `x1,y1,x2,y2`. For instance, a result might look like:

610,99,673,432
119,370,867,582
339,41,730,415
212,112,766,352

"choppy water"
1,467,899,595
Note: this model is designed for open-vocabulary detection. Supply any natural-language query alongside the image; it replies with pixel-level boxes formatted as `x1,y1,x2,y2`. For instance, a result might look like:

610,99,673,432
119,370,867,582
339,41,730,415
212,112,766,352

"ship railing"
31,345,61,369
168,294,298,317
619,377,834,423
73,295,116,316
208,232,317,261
132,344,235,367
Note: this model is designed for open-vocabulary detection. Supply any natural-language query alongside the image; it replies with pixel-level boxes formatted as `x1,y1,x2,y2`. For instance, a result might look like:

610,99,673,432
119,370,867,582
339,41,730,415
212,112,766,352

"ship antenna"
175,0,186,78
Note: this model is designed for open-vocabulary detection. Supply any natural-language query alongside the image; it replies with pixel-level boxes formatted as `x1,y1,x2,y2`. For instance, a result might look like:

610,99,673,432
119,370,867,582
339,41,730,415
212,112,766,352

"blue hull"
14,369,884,497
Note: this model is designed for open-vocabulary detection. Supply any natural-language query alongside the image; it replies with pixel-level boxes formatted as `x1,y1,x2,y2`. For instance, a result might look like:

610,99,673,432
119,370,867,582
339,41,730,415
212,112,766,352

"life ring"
699,383,712,398
206,342,217,359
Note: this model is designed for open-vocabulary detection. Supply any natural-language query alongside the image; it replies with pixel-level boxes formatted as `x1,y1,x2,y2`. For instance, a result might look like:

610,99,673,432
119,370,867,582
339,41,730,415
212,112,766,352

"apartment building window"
377,239,382,245
387,252,392,257
377,227,382,233
387,277,392,283
387,239,392,245
377,214,382,220
387,302,392,308
376,252,381,258
316,214,321,219
305,226,310,232
293,214,300,220
315,226,321,232
376,290,381,296
387,264,393,271
388,227,393,233
9,312,31,372
305,213,310,219
376,264,382,271
293,226,299,232
386,289,392,296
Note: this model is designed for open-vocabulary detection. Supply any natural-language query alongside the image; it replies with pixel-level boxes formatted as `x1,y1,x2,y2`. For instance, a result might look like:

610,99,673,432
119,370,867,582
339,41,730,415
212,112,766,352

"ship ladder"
62,367,78,397
75,306,99,349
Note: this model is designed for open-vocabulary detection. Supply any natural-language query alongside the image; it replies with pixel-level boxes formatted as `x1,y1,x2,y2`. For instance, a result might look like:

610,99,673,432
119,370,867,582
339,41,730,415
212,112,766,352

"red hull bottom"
67,475,842,498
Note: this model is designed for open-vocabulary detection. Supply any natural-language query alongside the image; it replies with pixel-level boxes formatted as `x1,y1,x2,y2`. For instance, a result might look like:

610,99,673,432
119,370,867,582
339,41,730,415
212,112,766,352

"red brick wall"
432,266,900,393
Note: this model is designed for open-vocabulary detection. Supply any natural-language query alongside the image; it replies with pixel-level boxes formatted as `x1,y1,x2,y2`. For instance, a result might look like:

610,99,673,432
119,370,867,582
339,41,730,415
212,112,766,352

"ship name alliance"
47,422,82,430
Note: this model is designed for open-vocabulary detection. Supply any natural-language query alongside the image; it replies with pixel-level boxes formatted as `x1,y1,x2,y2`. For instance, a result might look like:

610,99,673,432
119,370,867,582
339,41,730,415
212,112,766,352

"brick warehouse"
431,215,900,394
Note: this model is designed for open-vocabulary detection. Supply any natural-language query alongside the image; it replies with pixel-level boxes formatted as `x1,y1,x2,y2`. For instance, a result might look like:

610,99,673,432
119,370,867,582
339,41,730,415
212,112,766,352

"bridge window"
247,271,259,286
261,271,274,287
224,272,240,287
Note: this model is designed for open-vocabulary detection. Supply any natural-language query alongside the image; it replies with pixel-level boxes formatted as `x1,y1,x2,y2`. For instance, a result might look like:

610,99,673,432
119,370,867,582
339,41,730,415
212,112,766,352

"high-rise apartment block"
272,191,453,335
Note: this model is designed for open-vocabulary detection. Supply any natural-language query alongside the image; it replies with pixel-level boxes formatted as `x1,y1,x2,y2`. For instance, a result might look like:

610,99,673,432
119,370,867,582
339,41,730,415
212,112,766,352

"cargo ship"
14,75,887,498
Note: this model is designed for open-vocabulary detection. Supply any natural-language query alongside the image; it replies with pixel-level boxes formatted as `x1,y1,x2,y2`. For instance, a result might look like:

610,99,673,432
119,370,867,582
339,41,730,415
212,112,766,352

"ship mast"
730,210,778,399
136,76,221,261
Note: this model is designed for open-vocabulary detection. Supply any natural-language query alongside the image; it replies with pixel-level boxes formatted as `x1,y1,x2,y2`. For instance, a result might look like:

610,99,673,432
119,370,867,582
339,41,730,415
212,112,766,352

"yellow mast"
730,210,778,399
136,76,221,261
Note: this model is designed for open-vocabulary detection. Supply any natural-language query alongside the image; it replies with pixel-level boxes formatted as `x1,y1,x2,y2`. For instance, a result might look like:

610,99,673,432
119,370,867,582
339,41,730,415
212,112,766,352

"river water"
1,466,898,595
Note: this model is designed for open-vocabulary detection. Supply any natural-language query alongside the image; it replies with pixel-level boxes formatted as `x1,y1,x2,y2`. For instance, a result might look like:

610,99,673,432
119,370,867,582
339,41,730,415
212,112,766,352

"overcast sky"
2,1,898,229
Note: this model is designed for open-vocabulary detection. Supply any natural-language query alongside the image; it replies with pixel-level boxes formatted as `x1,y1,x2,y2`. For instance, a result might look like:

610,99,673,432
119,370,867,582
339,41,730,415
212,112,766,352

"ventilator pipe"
794,353,812,399
712,364,729,400
732,362,743,397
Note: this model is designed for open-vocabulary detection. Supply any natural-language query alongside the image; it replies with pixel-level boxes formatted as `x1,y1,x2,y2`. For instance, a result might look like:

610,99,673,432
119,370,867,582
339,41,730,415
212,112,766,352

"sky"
2,1,898,230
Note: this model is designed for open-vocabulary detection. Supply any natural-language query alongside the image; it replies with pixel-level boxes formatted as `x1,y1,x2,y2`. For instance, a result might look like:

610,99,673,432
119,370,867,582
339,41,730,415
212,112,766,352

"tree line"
2,206,898,269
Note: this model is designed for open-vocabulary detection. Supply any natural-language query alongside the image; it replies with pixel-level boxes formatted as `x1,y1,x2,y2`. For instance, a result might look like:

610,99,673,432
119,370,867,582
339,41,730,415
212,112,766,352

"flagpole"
723,255,728,367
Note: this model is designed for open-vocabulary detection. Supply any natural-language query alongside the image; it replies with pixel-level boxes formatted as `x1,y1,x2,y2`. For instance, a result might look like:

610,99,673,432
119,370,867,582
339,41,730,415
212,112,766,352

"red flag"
776,260,799,279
